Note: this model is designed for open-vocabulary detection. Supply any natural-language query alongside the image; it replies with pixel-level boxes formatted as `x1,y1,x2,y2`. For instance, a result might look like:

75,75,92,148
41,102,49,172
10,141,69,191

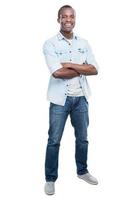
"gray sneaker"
78,173,98,185
44,182,55,195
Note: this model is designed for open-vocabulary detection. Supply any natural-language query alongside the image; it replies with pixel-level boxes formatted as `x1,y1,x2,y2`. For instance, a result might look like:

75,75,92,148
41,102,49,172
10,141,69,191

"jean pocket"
83,96,89,105
77,97,88,112
50,103,65,114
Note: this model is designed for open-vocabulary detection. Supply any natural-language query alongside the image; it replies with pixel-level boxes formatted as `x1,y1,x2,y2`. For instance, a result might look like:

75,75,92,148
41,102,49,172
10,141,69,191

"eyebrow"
61,14,75,17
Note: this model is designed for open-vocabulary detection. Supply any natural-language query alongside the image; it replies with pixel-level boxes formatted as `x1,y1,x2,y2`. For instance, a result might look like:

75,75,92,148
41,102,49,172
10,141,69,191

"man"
43,5,99,195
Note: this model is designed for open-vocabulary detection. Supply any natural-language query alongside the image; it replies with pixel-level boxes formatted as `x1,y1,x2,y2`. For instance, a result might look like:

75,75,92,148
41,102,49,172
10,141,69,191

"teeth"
65,24,72,27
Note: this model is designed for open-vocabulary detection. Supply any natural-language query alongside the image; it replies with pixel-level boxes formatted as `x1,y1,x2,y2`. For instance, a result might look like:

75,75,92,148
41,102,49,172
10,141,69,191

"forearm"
62,63,98,75
52,67,80,79
72,63,98,75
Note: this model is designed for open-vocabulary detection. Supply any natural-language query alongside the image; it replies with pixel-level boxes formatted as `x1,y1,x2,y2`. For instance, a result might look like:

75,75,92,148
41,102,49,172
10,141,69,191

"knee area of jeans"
76,139,88,145
48,138,61,146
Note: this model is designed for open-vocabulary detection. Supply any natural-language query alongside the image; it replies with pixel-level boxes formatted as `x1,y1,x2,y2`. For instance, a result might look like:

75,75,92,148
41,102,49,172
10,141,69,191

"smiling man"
43,5,99,195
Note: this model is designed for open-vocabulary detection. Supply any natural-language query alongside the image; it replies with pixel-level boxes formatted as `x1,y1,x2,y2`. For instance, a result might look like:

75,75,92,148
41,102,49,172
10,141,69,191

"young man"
43,5,99,195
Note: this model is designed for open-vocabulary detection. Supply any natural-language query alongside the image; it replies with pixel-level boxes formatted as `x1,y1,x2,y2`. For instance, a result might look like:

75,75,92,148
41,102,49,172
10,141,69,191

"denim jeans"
45,96,89,182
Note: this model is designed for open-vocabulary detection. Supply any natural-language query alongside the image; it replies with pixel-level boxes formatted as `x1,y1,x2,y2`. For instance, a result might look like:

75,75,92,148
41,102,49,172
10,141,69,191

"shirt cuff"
49,63,63,74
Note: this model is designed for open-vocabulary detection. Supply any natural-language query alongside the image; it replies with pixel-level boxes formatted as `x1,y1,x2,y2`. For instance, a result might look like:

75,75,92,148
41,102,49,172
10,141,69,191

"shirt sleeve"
85,41,99,71
43,41,63,74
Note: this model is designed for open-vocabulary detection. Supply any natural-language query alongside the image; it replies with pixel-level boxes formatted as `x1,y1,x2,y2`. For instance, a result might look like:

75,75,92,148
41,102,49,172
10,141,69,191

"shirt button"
70,59,72,61
69,51,71,53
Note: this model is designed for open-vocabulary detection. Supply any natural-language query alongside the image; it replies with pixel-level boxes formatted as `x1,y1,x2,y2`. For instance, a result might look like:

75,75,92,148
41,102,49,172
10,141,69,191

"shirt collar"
57,32,78,41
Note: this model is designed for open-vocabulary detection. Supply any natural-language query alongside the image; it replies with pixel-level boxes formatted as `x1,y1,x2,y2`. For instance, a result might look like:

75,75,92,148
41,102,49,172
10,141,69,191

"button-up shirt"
43,32,99,106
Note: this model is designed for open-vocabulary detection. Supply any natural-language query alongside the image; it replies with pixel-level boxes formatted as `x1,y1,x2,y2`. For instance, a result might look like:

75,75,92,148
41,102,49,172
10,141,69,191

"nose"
66,17,71,22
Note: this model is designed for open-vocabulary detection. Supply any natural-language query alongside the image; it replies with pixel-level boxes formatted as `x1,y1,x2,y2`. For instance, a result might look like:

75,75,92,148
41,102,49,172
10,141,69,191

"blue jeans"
45,96,89,182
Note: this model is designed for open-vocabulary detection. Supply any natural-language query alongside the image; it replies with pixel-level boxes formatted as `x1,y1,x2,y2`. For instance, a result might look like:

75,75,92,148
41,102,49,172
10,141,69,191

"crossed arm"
53,62,98,79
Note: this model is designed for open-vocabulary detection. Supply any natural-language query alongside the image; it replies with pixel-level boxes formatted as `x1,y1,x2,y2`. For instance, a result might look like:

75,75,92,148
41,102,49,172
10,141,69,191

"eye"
62,15,67,19
70,15,75,19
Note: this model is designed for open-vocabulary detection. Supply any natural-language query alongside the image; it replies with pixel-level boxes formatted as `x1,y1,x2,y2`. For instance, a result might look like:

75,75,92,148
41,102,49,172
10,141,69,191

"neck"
60,30,73,39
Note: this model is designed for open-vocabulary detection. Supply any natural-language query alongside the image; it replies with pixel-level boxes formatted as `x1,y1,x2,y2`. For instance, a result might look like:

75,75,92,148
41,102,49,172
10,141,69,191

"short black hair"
58,5,73,19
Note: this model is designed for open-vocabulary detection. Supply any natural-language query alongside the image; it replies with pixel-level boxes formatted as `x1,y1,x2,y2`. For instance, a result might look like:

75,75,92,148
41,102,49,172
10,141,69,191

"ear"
57,18,60,23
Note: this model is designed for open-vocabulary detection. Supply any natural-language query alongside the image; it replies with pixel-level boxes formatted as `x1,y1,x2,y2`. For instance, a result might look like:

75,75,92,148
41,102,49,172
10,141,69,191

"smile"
64,23,73,27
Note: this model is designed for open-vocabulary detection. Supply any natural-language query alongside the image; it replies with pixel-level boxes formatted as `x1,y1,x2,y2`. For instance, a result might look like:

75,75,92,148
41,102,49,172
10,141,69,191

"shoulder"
43,34,58,49
74,35,94,54
75,34,90,46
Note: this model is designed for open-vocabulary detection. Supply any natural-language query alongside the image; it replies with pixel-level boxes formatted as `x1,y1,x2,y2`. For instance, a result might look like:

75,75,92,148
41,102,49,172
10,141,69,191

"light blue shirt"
43,32,99,106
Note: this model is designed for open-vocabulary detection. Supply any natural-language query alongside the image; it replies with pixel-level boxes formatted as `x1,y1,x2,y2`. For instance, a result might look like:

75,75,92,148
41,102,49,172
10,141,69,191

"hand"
61,63,71,68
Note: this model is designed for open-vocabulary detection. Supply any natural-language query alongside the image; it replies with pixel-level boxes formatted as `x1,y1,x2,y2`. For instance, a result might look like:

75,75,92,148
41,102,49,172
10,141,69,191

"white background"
0,0,134,199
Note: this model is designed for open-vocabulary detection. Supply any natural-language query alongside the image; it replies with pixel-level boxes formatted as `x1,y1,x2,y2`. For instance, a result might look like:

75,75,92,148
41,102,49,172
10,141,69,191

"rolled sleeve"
85,41,99,71
43,41,63,74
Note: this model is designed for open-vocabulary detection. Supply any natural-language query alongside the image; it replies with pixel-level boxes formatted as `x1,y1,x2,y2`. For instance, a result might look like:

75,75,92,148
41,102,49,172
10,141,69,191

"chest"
54,42,88,63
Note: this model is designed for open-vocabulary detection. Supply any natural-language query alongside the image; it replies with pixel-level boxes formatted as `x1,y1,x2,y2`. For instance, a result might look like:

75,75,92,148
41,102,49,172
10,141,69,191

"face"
58,8,76,33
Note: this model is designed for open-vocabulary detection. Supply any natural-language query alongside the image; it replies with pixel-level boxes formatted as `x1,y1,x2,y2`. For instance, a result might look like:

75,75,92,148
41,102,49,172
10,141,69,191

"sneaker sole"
78,176,98,185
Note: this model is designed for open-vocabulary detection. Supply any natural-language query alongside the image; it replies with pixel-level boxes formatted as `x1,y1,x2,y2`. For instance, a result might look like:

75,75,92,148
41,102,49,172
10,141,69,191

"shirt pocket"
75,48,88,64
55,50,69,62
